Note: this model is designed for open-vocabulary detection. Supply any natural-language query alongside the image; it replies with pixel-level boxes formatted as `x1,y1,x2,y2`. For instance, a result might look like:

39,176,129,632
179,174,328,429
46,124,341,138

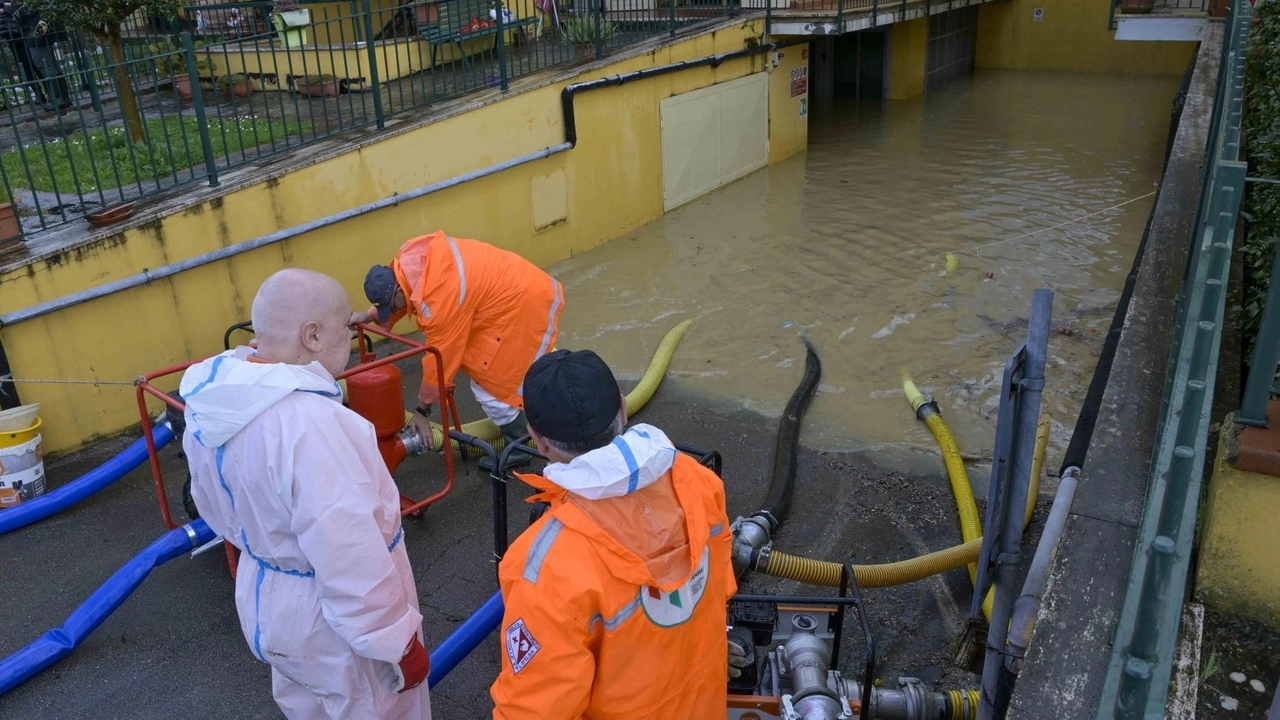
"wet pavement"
0,336,1045,718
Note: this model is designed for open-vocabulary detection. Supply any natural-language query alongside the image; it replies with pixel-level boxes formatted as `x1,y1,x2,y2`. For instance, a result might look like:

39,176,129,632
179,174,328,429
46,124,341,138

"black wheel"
182,471,200,520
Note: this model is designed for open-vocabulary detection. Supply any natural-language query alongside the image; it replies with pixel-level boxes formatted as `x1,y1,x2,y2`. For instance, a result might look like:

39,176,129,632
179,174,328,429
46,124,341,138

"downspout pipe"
0,421,175,536
0,518,215,696
561,37,806,148
1004,465,1080,674
4,35,805,327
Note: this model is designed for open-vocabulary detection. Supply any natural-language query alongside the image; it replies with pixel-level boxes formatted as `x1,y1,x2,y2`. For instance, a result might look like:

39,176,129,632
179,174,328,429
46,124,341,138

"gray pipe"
1004,465,1079,674
0,143,573,327
979,288,1053,720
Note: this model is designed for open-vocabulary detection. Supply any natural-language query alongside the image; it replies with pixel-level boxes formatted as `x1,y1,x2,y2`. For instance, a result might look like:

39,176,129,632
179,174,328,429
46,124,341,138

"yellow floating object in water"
944,252,959,275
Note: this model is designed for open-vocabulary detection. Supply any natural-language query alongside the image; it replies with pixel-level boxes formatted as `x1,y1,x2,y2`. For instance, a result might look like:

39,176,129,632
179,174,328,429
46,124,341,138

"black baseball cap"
363,265,398,324
524,349,622,446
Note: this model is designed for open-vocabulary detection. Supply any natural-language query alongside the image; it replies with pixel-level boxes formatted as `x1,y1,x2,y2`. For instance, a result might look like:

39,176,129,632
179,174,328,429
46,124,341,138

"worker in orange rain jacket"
353,231,564,470
489,348,739,719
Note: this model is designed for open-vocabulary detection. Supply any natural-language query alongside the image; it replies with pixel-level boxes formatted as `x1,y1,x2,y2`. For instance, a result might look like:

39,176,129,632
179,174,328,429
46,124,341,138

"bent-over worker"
183,268,431,720
489,349,736,718
352,231,563,468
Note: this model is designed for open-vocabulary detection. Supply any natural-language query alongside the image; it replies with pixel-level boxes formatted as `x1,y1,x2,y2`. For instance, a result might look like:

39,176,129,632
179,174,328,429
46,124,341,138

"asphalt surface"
0,342,1046,719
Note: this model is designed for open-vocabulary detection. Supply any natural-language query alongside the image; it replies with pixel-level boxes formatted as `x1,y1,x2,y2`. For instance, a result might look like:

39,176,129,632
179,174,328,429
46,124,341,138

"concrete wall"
1196,428,1280,626
0,20,808,454
975,0,1197,74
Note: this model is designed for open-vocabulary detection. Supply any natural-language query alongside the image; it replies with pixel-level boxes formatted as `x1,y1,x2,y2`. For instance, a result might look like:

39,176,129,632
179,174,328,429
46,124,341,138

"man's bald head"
251,269,353,376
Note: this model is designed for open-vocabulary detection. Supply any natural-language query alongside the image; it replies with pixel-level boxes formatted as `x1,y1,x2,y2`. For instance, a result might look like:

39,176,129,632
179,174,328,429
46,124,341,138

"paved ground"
0,337,1048,718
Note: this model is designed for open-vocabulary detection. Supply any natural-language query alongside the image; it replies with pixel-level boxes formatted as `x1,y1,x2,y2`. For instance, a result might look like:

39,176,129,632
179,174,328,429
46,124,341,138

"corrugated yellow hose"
761,390,1050,621
339,319,694,453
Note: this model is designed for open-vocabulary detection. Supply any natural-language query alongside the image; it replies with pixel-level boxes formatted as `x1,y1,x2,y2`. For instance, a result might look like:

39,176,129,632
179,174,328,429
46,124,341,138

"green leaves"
1241,0,1280,369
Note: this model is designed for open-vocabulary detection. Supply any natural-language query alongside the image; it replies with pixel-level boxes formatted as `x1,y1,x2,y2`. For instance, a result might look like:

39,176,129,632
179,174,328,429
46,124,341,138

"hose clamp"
182,523,199,550
915,400,941,421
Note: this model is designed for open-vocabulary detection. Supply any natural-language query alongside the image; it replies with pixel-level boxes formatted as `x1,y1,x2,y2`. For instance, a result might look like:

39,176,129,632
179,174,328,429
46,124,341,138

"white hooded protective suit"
181,347,431,720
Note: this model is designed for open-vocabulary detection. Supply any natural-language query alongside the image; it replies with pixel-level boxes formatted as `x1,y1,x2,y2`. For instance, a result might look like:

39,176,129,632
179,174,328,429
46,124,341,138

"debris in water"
1230,672,1247,684
1250,679,1265,692
1220,695,1239,711
944,253,959,275
985,272,995,280
871,313,916,340
781,321,794,328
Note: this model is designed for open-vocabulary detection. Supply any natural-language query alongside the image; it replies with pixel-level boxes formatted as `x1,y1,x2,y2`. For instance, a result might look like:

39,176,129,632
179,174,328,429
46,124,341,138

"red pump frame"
134,323,465,575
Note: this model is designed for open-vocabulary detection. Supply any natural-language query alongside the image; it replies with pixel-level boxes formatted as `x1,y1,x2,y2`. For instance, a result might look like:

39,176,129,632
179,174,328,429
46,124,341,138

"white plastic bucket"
0,433,44,508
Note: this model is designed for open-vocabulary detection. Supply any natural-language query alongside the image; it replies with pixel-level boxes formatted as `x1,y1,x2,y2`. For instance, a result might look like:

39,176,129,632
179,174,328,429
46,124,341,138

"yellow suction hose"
339,319,694,453
761,383,1049,621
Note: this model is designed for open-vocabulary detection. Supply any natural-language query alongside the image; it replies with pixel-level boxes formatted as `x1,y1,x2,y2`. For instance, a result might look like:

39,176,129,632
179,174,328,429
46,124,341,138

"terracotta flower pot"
0,202,22,248
1117,0,1155,14
296,78,340,97
173,73,193,100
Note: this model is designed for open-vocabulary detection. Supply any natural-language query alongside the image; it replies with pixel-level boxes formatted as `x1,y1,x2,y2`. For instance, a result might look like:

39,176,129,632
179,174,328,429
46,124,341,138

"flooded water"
550,70,1181,474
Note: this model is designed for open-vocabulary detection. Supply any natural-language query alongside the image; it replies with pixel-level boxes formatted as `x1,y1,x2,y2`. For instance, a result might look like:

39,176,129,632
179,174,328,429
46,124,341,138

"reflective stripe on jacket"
490,443,736,720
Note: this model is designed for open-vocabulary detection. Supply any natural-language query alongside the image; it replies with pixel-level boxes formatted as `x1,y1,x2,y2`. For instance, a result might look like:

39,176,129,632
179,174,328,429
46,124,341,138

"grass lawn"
0,115,308,196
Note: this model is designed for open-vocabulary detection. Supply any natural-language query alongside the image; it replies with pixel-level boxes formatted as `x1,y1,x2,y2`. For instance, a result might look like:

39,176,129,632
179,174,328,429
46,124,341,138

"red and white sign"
790,67,808,99
505,618,541,674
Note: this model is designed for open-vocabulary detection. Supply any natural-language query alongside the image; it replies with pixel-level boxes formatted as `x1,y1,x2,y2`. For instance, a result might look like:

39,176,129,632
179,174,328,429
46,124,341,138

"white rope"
0,376,141,387
953,190,1157,256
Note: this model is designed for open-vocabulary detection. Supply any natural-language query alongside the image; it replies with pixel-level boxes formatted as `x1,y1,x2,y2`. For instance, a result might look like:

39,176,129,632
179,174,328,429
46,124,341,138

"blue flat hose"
0,518,214,696
0,422,175,536
428,590,504,688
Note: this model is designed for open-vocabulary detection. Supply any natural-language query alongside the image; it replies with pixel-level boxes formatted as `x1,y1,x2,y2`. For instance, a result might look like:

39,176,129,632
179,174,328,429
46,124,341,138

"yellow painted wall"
887,17,927,100
1196,438,1280,626
975,0,1197,74
769,44,810,162
0,19,807,454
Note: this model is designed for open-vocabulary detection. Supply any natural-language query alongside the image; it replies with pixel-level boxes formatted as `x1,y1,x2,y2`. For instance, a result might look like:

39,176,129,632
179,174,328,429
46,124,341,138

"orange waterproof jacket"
383,231,564,408
490,425,736,719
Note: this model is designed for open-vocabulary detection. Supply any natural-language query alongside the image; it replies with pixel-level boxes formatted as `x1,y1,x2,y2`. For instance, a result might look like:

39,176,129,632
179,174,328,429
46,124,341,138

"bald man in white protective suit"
181,268,432,719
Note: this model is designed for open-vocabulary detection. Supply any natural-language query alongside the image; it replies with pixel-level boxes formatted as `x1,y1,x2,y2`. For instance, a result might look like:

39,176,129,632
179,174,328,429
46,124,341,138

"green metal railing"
1096,1,1252,717
0,0,748,240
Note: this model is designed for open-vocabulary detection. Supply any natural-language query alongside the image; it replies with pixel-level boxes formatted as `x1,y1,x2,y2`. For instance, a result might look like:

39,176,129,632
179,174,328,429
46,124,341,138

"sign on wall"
790,66,808,98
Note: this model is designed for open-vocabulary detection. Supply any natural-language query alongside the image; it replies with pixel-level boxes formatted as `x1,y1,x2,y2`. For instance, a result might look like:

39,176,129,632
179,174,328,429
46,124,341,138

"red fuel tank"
345,363,405,440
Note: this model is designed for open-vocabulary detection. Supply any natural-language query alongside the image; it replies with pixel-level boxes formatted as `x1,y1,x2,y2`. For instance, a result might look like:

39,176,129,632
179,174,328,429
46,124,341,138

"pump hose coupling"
398,427,430,457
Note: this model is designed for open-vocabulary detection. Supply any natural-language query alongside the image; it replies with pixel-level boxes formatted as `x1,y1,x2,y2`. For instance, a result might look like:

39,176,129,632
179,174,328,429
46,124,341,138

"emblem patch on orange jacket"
505,618,541,673
640,545,710,628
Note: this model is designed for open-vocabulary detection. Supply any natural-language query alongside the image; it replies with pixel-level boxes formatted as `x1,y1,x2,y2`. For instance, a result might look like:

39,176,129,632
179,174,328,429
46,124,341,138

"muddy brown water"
550,69,1181,483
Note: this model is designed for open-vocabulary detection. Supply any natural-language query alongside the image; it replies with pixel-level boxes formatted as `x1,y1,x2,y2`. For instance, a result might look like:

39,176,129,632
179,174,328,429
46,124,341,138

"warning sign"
790,67,808,98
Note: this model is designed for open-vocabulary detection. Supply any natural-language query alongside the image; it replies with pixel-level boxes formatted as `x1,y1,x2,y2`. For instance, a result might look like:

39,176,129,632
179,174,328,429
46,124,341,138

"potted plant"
217,73,255,97
150,39,210,100
561,16,615,58
271,0,312,47
295,74,340,97
0,200,21,250
1116,0,1155,13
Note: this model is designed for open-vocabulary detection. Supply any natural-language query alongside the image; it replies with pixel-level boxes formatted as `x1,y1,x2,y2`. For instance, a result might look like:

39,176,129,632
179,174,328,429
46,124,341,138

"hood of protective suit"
526,425,696,588
540,424,678,500
181,346,344,449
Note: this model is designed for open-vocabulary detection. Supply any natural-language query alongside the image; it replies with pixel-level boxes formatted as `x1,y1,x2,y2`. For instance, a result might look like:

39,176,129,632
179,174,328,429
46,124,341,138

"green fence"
1095,1,1252,717
0,0,745,240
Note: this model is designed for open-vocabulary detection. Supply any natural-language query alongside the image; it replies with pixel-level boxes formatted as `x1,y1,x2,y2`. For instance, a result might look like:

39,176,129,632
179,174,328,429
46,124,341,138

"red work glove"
393,636,430,693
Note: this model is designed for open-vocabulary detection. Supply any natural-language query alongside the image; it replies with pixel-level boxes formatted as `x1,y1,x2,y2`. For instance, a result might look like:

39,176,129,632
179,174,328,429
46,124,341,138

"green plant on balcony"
271,0,312,47
216,72,255,97
148,38,210,100
561,15,616,54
